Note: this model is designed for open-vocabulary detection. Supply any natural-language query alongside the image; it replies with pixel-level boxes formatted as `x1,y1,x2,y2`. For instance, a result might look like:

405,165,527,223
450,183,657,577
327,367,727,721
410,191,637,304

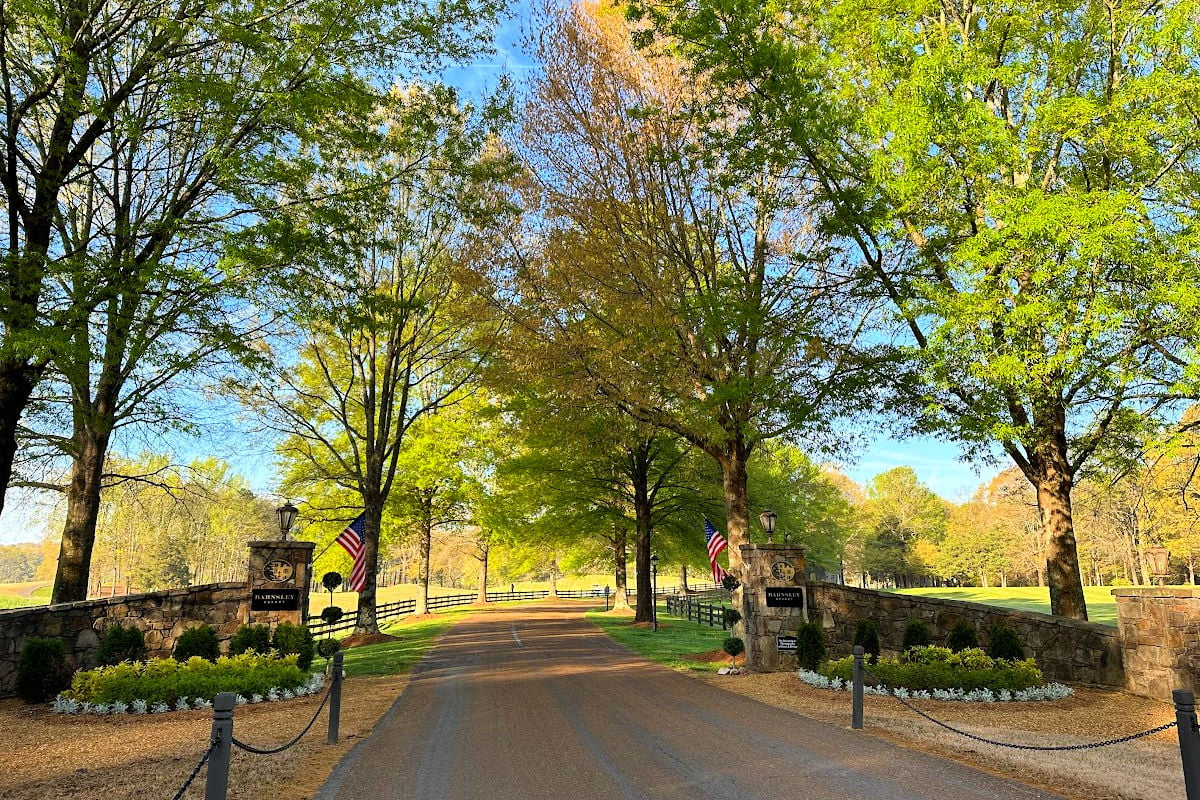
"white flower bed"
51,672,325,715
797,669,1073,702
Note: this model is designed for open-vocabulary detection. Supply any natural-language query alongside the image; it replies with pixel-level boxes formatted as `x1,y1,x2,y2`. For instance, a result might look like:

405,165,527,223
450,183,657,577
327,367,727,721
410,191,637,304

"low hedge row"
66,653,309,705
821,646,1044,693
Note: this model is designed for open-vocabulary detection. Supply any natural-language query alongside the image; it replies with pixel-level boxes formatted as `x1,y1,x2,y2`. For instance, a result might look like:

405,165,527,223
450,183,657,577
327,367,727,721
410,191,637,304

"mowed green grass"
0,595,47,609
319,609,474,677
888,586,1156,627
587,603,733,672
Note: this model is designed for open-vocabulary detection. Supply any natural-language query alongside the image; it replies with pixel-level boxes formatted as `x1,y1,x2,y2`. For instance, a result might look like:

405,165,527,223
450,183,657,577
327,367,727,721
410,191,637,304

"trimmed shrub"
321,606,344,624
947,621,978,653
316,638,342,660
15,637,71,703
853,619,880,664
721,575,740,592
229,624,272,656
823,646,1044,693
988,624,1025,661
272,623,315,671
173,625,219,662
795,622,826,672
67,653,307,705
96,624,148,666
722,608,742,628
901,620,930,651
722,636,745,660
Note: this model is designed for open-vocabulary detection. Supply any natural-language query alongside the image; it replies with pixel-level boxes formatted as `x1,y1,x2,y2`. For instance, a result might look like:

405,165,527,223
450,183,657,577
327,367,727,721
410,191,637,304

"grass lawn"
318,609,473,677
0,595,47,610
885,585,1171,627
587,603,734,672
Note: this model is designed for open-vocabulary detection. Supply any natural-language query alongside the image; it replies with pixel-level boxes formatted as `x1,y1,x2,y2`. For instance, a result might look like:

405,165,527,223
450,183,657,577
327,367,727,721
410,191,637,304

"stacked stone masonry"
1113,587,1200,700
808,582,1125,687
0,582,247,692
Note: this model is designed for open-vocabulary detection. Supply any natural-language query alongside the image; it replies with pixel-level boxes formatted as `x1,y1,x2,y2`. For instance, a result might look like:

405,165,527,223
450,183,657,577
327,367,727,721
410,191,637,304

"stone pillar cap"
248,540,316,549
738,543,806,552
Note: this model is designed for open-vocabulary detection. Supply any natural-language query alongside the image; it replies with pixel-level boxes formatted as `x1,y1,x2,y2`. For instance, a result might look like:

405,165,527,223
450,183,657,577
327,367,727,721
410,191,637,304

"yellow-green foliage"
823,646,1044,692
67,653,307,704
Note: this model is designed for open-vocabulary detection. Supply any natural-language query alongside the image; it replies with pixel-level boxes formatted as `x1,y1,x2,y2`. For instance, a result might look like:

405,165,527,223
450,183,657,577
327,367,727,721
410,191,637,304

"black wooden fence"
665,594,732,629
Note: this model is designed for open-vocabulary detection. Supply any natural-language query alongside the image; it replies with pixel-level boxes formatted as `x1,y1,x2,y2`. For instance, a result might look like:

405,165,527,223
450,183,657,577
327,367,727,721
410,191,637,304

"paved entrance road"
317,603,1062,800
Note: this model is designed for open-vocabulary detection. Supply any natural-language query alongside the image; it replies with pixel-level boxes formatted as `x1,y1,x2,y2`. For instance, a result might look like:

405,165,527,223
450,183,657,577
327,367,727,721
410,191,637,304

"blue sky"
0,5,997,546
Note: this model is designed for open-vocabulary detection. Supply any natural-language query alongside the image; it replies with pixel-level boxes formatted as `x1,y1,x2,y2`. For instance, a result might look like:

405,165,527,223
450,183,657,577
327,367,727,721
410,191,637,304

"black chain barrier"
169,733,220,800
862,666,1178,751
231,685,333,756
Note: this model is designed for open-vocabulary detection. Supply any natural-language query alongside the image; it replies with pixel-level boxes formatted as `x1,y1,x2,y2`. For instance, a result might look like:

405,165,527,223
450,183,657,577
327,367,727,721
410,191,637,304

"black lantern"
759,510,778,543
277,501,299,539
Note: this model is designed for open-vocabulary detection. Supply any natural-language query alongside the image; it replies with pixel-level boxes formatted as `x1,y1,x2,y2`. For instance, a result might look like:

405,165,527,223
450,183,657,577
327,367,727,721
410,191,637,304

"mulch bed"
682,649,744,665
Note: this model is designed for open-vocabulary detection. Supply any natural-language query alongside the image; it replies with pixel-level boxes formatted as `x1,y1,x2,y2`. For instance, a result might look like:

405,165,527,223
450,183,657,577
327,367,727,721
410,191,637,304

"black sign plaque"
765,587,805,609
251,588,300,611
776,635,798,652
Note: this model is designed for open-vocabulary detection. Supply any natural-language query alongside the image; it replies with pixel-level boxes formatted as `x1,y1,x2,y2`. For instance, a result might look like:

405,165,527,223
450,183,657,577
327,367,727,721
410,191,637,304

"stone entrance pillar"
1114,587,1200,699
738,544,808,671
247,541,315,627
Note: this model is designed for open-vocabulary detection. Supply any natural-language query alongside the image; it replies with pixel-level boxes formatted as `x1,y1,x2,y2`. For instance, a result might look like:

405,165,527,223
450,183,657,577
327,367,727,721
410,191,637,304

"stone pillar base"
739,544,808,671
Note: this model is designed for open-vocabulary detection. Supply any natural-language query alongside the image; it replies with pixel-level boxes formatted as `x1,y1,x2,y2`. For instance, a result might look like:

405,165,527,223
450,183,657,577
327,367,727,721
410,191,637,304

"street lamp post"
650,554,659,632
758,510,778,544
277,501,299,540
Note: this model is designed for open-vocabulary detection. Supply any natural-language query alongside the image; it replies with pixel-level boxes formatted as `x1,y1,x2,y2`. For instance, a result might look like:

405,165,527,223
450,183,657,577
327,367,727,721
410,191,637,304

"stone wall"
1114,588,1200,699
0,582,247,692
808,582,1124,687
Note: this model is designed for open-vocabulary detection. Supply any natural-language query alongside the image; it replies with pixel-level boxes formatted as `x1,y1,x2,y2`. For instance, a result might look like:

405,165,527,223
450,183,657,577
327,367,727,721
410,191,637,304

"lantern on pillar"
758,510,778,543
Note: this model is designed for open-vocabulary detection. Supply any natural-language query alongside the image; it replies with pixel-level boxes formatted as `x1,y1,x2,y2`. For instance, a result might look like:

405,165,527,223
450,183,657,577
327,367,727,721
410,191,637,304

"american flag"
335,512,368,592
704,519,730,583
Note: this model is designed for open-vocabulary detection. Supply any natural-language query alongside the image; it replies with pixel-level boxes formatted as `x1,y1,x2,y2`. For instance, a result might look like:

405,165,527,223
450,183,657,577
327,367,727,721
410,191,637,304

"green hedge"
67,653,308,705
822,646,1044,693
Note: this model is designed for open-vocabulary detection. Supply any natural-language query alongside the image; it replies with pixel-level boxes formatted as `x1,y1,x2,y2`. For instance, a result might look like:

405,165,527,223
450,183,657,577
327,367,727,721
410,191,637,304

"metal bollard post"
852,646,864,730
327,651,344,745
1175,689,1200,800
206,692,235,800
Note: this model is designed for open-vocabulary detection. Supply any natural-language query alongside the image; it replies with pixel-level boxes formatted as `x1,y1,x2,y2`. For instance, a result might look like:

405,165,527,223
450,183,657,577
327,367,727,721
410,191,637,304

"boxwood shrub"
822,645,1044,693
67,653,308,705
173,624,219,662
16,637,72,703
272,623,315,671
96,624,148,666
229,624,272,657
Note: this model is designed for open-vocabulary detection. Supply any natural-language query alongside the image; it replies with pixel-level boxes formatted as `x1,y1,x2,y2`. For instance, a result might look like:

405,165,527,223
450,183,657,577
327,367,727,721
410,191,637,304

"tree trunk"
0,362,39,518
680,565,689,593
549,556,559,597
720,439,751,574
353,500,383,635
476,540,489,604
52,428,111,603
611,524,631,611
1034,465,1088,620
418,498,432,614
633,476,653,623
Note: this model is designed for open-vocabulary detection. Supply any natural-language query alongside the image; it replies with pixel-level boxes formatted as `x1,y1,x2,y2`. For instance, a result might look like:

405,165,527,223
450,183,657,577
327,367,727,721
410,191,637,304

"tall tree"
638,0,1200,618
253,96,505,633
0,0,502,523
495,1,876,578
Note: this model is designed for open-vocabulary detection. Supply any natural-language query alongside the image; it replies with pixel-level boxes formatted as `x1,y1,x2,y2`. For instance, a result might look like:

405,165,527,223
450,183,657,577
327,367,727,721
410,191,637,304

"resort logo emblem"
263,560,295,583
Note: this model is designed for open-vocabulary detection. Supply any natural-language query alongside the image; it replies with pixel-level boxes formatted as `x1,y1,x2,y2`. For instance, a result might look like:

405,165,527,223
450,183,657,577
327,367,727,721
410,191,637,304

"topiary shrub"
853,619,881,664
229,624,272,656
15,637,71,703
722,636,745,662
272,623,315,671
947,620,978,653
795,622,826,671
95,623,147,666
902,620,930,651
173,625,219,662
316,638,342,660
722,608,742,628
987,623,1025,661
721,575,740,592
320,606,344,625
